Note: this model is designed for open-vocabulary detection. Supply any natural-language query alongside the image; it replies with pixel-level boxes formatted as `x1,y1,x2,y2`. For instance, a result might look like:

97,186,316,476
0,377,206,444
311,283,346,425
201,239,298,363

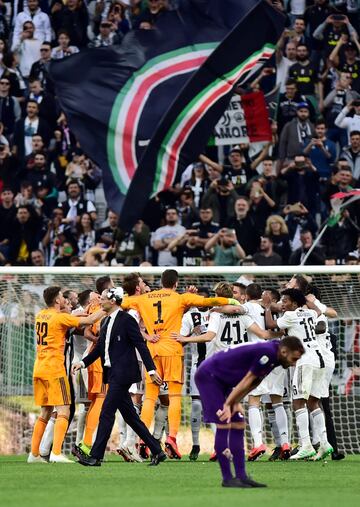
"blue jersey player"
195,337,304,488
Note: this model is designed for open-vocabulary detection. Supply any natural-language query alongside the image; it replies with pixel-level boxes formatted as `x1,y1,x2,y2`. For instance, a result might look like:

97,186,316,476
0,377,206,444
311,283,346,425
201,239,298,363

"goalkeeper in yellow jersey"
121,269,239,459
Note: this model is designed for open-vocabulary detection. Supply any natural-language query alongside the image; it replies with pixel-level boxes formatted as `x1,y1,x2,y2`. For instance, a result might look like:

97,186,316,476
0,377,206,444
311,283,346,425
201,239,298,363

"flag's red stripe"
122,56,208,178
164,54,270,187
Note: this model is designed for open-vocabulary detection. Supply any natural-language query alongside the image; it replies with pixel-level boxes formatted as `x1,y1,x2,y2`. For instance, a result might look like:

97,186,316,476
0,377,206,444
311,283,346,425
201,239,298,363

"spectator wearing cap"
288,44,318,97
0,75,21,138
278,102,315,165
340,130,360,180
253,235,283,266
12,21,42,79
89,20,122,47
13,99,51,160
12,0,51,49
51,30,79,60
329,36,360,92
58,180,97,230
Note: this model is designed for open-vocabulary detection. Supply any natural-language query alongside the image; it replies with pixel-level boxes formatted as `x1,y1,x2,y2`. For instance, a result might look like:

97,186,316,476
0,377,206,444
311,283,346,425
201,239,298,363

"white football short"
292,363,326,400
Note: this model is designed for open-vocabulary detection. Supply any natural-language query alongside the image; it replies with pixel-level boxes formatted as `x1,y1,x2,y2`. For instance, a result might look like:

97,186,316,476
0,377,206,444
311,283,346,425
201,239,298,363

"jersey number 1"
153,301,164,324
36,322,48,345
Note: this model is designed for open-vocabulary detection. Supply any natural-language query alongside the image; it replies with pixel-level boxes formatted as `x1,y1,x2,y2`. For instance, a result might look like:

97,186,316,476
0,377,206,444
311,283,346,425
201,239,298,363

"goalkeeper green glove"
227,298,241,305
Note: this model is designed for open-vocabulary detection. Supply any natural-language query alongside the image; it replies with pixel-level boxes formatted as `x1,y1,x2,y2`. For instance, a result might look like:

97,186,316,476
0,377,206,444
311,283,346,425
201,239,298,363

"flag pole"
300,222,328,266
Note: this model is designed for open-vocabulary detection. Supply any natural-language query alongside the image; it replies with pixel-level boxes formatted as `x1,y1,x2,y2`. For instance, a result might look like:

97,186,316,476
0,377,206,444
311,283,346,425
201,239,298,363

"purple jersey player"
195,337,304,488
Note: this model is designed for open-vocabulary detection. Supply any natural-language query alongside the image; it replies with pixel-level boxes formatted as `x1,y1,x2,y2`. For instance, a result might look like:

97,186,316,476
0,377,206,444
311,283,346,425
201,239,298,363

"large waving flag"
51,0,278,214
119,1,284,228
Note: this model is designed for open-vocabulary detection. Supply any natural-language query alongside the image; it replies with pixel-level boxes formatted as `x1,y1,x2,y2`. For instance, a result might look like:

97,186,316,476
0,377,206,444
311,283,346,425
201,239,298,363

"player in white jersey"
274,289,333,461
180,297,210,461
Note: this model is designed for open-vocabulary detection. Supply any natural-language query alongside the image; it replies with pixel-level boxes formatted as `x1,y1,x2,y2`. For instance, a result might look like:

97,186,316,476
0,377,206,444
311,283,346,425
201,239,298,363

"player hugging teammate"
28,271,344,486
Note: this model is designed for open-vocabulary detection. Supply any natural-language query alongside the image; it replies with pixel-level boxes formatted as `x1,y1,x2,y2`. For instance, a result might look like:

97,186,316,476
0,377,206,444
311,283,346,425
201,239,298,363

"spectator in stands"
248,179,276,233
76,212,96,257
12,21,42,79
322,209,359,261
280,154,319,217
202,179,239,226
278,103,315,166
2,51,26,101
88,20,122,47
253,235,283,266
133,0,168,29
183,162,210,208
227,197,260,255
8,205,43,264
167,229,205,267
13,99,51,160
107,2,130,38
51,0,89,48
313,14,357,58
30,248,45,266
288,44,318,97
53,239,76,266
276,79,312,133
96,209,118,247
51,29,79,59
28,78,57,129
0,187,16,258
248,158,288,209
12,0,51,49
58,179,97,229
335,100,360,142
25,152,56,193
289,228,325,265
29,41,54,95
204,227,245,266
0,76,21,138
114,219,150,266
176,187,198,228
0,143,19,191
34,181,58,218
303,120,336,180
265,214,291,263
340,130,360,180
151,207,185,266
190,207,219,249
275,37,297,94
284,201,318,251
329,37,360,92
322,163,355,211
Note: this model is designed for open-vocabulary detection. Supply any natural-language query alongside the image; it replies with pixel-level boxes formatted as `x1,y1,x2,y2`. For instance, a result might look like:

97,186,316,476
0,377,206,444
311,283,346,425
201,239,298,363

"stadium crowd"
1,0,360,267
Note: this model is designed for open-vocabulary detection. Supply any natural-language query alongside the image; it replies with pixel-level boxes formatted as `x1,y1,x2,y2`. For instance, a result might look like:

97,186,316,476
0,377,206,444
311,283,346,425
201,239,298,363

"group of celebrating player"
27,269,344,488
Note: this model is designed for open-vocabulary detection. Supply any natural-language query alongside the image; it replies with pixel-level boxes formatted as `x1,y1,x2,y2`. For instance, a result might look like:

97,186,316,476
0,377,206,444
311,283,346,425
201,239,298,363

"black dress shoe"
149,451,167,466
222,478,252,488
242,476,267,488
78,455,101,467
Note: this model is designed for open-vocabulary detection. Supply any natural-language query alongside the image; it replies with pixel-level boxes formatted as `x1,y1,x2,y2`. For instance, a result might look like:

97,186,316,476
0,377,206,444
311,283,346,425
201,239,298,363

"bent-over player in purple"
195,337,304,488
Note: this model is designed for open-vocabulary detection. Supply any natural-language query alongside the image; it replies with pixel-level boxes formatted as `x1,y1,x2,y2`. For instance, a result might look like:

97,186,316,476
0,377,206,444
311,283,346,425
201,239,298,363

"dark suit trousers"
90,382,162,460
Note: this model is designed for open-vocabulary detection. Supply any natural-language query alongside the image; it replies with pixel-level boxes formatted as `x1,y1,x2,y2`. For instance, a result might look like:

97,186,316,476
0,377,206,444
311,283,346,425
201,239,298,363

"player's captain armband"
227,298,241,306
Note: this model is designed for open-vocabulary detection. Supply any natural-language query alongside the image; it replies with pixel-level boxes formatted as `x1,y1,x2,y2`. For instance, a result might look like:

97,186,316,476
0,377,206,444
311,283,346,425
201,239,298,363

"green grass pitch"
1,455,359,507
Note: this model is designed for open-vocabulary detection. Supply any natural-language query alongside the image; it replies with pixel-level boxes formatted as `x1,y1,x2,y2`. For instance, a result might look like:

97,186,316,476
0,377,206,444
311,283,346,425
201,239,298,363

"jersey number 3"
36,322,48,345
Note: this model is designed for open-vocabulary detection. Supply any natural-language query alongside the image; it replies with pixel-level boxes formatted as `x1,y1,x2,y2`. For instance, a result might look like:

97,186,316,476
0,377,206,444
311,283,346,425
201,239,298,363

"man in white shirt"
335,100,360,142
151,208,185,266
12,20,42,78
12,0,51,48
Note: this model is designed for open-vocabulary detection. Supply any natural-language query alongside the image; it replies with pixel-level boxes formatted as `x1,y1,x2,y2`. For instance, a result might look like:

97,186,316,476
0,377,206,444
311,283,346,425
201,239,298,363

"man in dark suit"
72,287,166,467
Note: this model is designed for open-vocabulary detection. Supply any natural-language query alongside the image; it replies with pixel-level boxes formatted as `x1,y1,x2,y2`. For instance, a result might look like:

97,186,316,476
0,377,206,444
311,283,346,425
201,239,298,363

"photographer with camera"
204,227,245,266
202,177,239,227
335,99,360,141
303,120,336,180
313,13,358,58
